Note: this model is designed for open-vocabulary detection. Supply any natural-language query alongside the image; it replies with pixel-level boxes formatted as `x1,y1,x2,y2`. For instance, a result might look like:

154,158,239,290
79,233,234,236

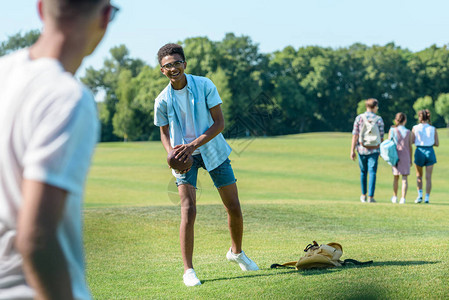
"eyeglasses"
161,60,185,70
108,4,120,22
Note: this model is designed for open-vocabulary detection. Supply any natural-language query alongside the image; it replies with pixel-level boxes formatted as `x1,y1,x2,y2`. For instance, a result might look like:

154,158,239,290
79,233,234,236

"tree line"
2,31,449,142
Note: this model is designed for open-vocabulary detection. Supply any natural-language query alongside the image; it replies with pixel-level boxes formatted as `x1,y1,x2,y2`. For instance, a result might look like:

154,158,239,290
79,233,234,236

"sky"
2,0,449,77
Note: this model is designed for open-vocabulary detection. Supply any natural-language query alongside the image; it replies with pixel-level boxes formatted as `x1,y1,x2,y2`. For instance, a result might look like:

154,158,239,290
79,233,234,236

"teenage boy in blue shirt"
154,43,259,287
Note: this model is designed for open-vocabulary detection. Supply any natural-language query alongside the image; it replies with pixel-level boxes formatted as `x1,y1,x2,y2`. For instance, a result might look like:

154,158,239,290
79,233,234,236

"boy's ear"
100,6,111,30
37,0,44,21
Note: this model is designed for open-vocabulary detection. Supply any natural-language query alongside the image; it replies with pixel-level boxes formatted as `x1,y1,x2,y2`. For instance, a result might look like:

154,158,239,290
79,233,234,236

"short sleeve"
205,79,222,109
23,89,99,195
352,115,360,135
378,117,385,139
154,97,169,127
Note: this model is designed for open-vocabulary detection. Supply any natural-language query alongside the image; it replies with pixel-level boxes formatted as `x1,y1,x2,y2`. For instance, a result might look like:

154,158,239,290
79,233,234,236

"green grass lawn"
84,130,449,299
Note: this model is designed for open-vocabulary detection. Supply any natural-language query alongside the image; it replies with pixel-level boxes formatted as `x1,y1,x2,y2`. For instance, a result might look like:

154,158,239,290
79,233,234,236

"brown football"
167,150,193,172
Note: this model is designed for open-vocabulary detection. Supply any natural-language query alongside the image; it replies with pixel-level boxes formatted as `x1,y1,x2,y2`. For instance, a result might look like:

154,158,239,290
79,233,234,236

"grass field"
84,130,449,299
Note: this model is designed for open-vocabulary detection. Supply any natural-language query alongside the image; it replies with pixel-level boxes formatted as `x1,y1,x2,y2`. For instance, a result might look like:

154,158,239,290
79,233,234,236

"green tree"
113,64,168,141
182,37,218,76
77,36,449,139
0,30,40,56
356,100,366,115
360,43,414,127
112,70,137,141
215,33,269,135
209,67,233,124
269,46,314,133
412,45,449,99
131,66,168,141
81,45,145,141
435,93,449,128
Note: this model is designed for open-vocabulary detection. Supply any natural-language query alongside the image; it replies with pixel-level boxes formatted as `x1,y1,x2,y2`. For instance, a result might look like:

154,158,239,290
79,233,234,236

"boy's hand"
350,151,356,161
173,144,196,163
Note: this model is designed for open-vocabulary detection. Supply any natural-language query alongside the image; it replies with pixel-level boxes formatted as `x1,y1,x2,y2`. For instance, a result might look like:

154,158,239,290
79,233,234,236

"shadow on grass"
203,260,439,283
202,269,298,283
371,260,438,267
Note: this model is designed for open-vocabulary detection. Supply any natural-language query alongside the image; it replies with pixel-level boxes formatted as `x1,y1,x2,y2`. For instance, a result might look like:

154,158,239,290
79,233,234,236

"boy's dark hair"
365,98,378,109
157,43,185,65
45,0,104,18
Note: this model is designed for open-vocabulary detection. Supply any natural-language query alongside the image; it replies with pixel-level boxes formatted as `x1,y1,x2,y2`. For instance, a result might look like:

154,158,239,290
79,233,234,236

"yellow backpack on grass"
271,241,373,270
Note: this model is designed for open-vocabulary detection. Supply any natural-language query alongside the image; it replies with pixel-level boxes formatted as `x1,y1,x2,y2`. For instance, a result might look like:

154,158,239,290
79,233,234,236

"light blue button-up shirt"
154,74,232,171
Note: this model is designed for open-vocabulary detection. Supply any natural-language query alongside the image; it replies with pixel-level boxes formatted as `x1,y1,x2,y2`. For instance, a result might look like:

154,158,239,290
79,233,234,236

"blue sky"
2,0,449,77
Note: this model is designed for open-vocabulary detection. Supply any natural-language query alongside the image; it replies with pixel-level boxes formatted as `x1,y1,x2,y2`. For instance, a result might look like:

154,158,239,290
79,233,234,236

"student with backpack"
388,113,413,204
350,98,385,203
412,109,439,204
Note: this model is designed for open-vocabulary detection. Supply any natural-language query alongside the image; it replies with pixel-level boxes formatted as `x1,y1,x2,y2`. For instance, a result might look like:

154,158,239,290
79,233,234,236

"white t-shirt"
0,49,98,299
173,86,200,155
413,123,435,146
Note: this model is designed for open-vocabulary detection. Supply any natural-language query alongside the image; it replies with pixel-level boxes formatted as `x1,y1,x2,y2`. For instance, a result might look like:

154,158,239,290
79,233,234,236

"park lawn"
84,130,449,299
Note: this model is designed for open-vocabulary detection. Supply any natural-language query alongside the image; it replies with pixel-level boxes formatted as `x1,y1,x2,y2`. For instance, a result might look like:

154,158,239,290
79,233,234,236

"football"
167,149,193,172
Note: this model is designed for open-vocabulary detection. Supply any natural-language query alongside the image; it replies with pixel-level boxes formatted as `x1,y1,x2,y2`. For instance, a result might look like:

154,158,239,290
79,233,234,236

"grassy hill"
84,130,449,299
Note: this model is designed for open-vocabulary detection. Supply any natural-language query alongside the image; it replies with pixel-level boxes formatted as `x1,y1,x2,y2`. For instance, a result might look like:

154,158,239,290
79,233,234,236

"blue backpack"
380,129,399,166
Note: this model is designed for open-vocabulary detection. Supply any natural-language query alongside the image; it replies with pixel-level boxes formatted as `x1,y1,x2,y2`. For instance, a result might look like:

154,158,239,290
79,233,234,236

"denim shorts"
414,146,437,167
174,155,237,189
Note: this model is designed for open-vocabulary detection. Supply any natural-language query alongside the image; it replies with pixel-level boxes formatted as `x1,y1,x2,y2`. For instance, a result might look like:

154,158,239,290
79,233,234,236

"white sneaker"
360,195,367,203
399,198,406,204
183,268,201,286
391,196,397,203
415,197,422,204
226,248,259,271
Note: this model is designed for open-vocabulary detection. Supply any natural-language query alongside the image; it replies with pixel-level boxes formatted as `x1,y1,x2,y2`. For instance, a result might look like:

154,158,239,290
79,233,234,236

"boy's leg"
178,184,197,271
209,158,258,271
218,182,243,254
358,154,368,199
219,183,259,271
367,153,379,200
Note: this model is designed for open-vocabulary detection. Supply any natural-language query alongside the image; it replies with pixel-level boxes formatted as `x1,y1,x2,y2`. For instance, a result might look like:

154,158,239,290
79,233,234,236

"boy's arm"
160,125,172,153
174,104,225,161
350,135,358,161
16,180,74,300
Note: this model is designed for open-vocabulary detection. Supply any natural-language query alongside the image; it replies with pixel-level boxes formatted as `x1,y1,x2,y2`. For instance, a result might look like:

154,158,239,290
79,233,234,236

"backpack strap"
341,258,373,266
362,114,381,125
360,113,370,126
389,127,399,144
271,259,373,269
270,262,296,269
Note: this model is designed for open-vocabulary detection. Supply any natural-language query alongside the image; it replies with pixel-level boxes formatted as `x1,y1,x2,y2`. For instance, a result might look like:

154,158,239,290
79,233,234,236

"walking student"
412,109,439,204
153,43,259,287
389,113,412,204
350,98,385,203
0,0,118,298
